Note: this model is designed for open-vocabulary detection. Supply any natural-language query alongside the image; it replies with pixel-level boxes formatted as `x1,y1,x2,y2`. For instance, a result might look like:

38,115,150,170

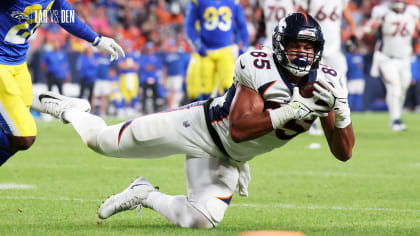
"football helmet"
272,13,324,77
391,0,407,11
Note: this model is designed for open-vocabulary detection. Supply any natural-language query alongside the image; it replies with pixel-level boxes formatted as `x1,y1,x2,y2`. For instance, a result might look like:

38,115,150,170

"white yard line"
4,163,402,178
0,195,419,213
0,184,36,190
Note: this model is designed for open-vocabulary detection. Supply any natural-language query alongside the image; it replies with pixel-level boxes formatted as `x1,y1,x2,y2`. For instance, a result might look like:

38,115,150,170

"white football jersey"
208,49,345,162
296,0,349,56
262,0,296,47
372,5,419,58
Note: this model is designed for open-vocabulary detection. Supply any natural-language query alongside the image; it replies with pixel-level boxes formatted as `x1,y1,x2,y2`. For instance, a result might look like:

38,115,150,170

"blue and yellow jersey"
185,0,249,50
0,0,98,65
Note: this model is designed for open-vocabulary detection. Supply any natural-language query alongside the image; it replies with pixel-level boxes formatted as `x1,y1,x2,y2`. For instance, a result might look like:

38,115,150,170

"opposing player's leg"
99,155,239,228
186,53,202,101
215,47,235,95
0,63,37,166
200,53,216,99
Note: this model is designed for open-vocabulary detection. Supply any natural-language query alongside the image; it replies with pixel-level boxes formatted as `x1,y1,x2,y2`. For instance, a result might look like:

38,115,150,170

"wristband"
268,104,297,129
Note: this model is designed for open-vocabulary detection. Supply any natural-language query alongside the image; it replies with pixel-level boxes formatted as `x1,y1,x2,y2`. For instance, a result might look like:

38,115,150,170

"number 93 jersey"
0,0,57,65
190,0,245,49
208,49,344,163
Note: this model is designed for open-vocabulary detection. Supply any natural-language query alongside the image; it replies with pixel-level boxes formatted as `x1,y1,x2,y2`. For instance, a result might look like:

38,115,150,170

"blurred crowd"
28,0,420,118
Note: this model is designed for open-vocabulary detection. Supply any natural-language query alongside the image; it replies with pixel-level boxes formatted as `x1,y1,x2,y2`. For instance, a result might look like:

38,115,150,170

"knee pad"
93,123,123,156
205,197,230,226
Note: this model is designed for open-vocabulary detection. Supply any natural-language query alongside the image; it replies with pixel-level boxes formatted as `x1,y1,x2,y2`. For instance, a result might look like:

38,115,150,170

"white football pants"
62,102,242,228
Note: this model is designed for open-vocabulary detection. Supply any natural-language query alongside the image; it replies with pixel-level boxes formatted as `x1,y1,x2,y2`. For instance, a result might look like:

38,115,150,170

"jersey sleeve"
407,5,420,21
52,0,98,43
234,53,258,91
184,1,200,44
371,5,387,20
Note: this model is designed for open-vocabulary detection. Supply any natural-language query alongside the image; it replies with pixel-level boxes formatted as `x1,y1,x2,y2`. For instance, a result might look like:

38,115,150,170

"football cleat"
98,176,156,219
32,92,91,123
391,119,407,132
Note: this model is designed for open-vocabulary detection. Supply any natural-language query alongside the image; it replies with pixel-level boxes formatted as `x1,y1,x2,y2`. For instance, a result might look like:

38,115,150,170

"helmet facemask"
273,31,323,77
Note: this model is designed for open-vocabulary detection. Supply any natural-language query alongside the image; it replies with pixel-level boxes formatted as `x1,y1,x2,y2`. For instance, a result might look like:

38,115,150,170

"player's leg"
99,155,239,228
378,59,403,129
186,53,202,101
215,47,235,95
200,53,216,99
0,63,37,166
399,59,412,112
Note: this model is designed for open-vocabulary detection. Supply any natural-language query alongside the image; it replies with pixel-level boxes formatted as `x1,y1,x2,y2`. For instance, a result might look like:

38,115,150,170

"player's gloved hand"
93,36,125,61
193,39,208,57
289,86,330,120
268,87,329,130
313,77,351,128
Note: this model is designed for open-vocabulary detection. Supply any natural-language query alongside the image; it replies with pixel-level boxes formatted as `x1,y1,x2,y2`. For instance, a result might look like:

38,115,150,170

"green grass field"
1,112,420,235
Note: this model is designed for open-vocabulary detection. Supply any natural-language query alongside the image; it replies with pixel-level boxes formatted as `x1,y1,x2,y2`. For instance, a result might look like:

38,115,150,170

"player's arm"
234,2,250,52
52,0,124,61
362,7,383,35
320,112,355,161
343,3,358,37
313,77,355,162
229,83,274,142
230,55,329,142
185,1,207,56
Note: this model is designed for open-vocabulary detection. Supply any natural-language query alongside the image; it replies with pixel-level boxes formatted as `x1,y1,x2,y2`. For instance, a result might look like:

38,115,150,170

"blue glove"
194,39,207,57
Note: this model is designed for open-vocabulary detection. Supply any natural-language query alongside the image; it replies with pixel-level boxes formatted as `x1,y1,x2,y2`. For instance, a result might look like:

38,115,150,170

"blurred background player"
297,0,358,135
162,38,190,109
77,46,97,104
118,41,140,118
92,50,115,117
345,41,365,111
405,53,420,112
184,0,249,100
364,0,420,131
139,41,164,114
41,40,70,95
0,0,124,167
260,0,296,47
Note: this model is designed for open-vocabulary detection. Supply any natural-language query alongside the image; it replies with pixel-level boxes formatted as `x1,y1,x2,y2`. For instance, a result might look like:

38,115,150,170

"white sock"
145,191,213,228
62,108,107,147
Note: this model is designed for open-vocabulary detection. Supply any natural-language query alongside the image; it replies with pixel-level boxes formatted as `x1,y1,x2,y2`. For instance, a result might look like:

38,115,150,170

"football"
299,81,321,98
299,81,330,107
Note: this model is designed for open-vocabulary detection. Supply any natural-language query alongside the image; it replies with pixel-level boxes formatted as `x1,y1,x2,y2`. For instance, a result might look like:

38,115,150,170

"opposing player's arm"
52,0,124,61
343,3,358,37
234,3,250,50
320,113,355,162
229,83,274,143
363,6,384,35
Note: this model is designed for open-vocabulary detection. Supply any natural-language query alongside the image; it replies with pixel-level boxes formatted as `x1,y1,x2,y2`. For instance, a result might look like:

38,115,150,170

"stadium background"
28,0,420,117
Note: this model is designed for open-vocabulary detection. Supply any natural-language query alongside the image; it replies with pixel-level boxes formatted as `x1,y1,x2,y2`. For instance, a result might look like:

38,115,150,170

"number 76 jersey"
208,49,344,163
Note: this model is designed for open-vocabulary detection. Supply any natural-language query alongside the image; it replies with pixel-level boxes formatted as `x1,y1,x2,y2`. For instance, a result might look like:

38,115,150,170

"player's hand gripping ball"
299,81,333,107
